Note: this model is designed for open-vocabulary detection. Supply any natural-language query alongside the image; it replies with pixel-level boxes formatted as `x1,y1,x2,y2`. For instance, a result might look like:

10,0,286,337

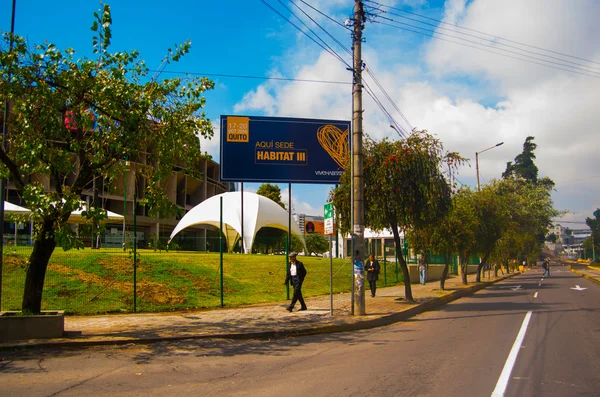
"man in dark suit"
364,254,381,297
284,252,307,312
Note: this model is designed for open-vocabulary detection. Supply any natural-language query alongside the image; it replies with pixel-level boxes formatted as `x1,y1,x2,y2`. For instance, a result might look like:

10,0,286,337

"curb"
568,265,600,286
0,274,517,351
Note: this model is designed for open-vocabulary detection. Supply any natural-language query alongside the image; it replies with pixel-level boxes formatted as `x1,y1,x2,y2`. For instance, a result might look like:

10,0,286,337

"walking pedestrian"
542,258,551,277
418,254,427,285
284,252,307,312
364,254,380,297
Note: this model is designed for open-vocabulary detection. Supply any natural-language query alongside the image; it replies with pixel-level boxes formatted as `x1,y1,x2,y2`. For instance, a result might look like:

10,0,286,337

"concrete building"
4,156,232,249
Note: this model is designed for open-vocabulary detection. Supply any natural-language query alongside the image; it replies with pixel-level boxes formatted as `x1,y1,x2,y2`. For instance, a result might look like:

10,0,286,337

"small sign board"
324,203,334,235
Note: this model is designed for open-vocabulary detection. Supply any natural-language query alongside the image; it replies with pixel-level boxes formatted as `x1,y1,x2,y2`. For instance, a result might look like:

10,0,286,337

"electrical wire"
158,70,351,85
371,8,600,73
373,20,600,79
364,0,600,67
258,0,350,68
376,18,600,76
260,0,413,138
287,1,414,134
297,0,350,30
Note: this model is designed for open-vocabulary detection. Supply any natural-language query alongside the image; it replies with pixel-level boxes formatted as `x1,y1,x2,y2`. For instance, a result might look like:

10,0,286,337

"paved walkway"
1,270,524,350
568,262,600,285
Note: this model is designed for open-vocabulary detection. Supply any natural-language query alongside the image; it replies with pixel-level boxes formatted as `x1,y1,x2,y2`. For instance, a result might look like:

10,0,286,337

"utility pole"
352,0,365,315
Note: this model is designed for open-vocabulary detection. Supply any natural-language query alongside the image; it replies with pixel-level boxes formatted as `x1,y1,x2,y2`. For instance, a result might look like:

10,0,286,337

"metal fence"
1,235,411,315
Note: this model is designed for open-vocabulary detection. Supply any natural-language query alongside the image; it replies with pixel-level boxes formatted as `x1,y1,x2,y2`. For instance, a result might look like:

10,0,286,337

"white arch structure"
169,191,305,253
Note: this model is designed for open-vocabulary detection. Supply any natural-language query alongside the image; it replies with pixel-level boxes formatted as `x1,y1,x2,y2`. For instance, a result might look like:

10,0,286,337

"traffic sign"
324,203,333,219
324,203,334,235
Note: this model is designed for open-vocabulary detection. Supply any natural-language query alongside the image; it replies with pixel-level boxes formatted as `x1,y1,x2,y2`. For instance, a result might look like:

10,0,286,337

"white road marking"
491,311,533,397
534,292,538,298
538,283,542,287
570,285,587,291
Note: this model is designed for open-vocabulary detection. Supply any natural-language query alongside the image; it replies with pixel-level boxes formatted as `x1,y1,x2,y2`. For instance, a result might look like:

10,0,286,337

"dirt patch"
170,268,212,290
49,262,187,306
3,255,28,269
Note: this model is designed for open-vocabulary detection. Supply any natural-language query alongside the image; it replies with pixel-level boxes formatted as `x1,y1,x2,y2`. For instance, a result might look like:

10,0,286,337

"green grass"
1,247,404,315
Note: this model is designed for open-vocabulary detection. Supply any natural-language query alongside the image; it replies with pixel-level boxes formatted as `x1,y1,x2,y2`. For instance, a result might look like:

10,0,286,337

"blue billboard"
220,115,350,184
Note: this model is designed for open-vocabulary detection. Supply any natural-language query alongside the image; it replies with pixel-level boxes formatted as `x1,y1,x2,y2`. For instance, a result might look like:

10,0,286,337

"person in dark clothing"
284,252,307,312
364,254,381,297
542,258,551,276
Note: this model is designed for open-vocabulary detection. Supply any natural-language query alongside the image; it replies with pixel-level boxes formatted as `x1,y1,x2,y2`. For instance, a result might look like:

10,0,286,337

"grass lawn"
2,247,404,315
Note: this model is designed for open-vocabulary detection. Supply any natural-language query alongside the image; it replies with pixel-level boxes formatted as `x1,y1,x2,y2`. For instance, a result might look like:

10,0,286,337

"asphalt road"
1,264,599,397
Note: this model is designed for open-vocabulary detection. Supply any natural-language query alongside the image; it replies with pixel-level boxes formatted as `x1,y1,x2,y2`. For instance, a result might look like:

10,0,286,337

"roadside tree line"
332,132,558,301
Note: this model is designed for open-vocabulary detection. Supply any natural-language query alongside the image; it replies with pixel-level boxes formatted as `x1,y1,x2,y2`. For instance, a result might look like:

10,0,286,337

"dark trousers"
369,279,377,297
289,276,306,309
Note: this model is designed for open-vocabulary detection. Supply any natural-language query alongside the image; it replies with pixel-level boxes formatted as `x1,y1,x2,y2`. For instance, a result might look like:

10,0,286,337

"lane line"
491,311,533,397
534,292,538,298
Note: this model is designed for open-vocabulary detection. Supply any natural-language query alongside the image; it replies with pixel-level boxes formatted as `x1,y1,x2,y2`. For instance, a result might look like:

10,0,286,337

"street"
1,264,599,397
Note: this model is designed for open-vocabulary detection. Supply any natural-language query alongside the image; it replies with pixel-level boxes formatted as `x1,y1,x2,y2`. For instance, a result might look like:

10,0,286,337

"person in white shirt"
284,252,307,312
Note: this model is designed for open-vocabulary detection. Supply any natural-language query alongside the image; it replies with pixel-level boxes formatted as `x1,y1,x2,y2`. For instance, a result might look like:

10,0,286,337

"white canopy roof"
3,202,31,214
169,191,305,252
68,203,124,224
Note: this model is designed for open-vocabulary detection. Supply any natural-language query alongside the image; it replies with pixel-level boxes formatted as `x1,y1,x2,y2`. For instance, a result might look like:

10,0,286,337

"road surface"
1,264,598,396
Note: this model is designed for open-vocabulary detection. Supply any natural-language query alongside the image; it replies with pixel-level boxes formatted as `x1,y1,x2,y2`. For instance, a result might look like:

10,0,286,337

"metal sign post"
325,203,334,315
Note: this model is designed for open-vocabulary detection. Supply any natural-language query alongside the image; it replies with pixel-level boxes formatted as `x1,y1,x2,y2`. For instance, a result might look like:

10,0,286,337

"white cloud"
232,0,600,224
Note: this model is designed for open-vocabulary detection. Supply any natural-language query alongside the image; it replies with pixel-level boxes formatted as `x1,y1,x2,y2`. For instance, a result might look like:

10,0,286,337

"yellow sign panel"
226,117,249,142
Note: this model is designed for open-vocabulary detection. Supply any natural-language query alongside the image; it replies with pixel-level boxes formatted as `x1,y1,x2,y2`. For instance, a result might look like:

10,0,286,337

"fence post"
383,247,387,286
220,197,224,308
133,187,137,313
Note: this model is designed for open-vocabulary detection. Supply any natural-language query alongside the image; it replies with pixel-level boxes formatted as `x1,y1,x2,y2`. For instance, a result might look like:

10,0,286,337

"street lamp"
476,142,504,191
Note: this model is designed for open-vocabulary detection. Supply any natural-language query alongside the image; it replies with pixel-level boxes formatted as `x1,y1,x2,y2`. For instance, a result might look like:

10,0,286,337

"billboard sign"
220,115,350,184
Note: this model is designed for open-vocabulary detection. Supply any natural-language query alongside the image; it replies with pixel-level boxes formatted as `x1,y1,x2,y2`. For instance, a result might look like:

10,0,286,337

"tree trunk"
476,252,490,282
440,252,450,290
21,221,58,314
458,255,469,285
391,226,413,301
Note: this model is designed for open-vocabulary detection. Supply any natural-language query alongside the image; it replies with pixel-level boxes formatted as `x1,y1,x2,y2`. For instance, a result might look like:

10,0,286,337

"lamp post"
476,142,504,191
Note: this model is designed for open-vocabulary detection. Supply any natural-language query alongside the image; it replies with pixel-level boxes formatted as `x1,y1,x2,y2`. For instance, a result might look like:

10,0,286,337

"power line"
374,20,600,79
274,0,351,67
158,70,351,85
290,0,352,57
260,0,411,138
364,0,600,67
375,18,600,77
258,0,350,68
290,0,413,133
297,0,350,30
375,11,600,73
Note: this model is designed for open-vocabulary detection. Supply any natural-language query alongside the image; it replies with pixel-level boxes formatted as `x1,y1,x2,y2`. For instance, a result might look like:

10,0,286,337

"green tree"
0,4,214,313
484,178,557,280
333,130,455,301
305,233,330,256
472,183,508,281
545,233,557,243
256,183,286,209
407,187,477,289
502,135,555,189
585,209,600,261
502,136,538,182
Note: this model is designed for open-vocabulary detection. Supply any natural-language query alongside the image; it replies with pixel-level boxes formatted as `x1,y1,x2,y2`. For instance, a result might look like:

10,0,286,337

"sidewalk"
1,271,520,350
568,263,600,285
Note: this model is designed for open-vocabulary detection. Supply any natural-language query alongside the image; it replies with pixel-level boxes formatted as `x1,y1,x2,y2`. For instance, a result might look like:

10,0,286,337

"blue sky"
2,0,599,225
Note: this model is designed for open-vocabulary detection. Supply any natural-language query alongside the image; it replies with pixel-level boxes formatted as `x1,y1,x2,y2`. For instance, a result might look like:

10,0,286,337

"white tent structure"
169,191,305,253
4,201,31,214
68,205,124,224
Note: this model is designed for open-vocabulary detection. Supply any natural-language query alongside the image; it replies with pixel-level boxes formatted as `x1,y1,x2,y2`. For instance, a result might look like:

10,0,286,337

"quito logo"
227,117,249,142
317,125,349,169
